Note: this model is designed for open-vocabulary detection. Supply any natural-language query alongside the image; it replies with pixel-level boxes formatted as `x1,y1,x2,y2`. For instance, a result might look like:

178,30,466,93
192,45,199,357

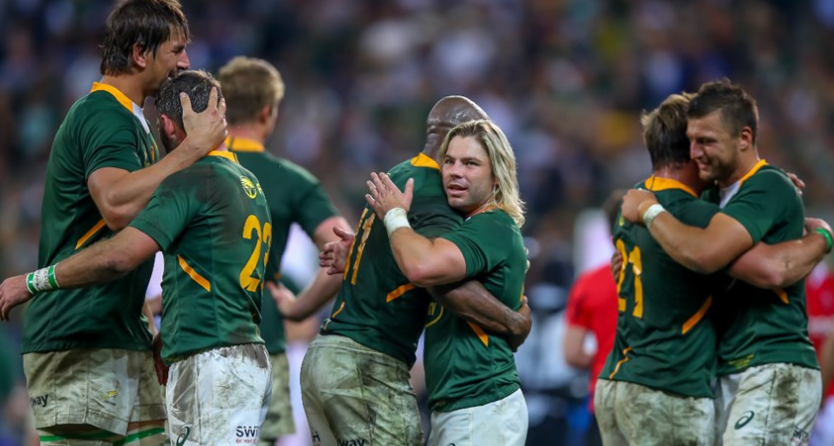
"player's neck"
653,164,706,195
719,151,760,189
99,75,145,108
227,124,267,144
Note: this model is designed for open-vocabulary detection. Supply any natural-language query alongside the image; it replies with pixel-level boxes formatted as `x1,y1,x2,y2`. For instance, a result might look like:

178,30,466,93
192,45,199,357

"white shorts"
166,344,272,446
715,363,821,446
428,389,527,446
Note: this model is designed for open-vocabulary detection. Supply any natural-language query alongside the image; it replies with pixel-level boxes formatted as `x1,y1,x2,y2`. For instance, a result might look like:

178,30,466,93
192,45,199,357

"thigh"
593,379,628,446
128,351,167,425
617,381,713,446
260,353,295,440
722,364,821,446
166,344,272,446
302,336,422,446
25,349,139,436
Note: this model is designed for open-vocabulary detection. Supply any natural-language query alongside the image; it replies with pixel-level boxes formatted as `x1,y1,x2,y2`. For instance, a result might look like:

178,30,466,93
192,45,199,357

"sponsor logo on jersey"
30,394,49,408
241,176,258,199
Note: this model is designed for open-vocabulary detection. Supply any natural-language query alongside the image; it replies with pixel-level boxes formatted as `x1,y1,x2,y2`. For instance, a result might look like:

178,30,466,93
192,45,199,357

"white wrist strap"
383,207,410,237
642,203,667,229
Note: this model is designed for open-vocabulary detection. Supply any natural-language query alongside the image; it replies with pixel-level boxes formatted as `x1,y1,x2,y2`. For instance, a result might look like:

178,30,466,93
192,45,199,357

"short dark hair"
100,0,190,76
641,93,692,170
155,70,221,130
688,78,759,145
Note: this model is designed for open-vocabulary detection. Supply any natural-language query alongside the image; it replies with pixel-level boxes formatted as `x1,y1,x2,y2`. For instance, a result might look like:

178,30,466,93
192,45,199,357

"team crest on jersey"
240,176,258,199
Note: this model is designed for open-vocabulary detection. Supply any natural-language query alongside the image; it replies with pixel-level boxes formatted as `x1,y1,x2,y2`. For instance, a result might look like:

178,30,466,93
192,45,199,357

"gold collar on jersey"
225,136,264,152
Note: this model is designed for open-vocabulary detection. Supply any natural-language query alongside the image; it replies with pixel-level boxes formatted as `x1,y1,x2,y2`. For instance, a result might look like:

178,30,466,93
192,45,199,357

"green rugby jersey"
703,161,818,375
323,153,463,368
601,176,722,398
130,151,270,364
427,209,526,412
24,83,159,353
227,137,339,354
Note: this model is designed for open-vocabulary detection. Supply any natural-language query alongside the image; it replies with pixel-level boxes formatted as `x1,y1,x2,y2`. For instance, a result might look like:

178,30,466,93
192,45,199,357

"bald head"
424,95,490,160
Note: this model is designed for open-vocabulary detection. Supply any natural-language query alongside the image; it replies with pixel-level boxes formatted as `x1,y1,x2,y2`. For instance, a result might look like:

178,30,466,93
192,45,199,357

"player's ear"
160,114,176,139
132,43,148,69
259,105,273,124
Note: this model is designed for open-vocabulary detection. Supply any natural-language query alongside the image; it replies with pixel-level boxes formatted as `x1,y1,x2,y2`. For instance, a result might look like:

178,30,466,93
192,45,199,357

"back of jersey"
602,177,722,398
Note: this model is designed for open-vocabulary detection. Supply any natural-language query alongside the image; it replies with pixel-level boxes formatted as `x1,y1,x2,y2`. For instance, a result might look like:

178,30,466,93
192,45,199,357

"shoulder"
466,209,519,235
274,157,320,184
746,165,793,191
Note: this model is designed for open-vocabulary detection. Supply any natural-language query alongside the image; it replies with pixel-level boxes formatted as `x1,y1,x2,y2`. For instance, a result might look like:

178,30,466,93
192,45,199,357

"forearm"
142,302,158,337
284,269,342,321
729,235,827,288
52,239,133,289
390,228,449,286
429,281,528,337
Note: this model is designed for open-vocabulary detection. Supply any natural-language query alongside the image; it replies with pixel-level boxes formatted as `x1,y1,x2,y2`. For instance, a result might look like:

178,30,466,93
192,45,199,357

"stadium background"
2,0,834,444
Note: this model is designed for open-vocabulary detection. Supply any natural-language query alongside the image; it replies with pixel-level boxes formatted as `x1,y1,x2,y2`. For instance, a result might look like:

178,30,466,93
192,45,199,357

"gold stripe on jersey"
682,296,713,335
225,136,265,152
178,255,211,292
425,304,444,328
774,288,789,304
467,321,489,347
331,301,345,319
206,150,239,163
410,153,440,170
608,346,633,379
75,219,106,250
90,82,134,112
386,283,415,302
644,175,697,197
738,159,768,187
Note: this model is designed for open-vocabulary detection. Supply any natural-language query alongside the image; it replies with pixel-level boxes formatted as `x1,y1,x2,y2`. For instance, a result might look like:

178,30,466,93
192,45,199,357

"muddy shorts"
428,388,527,446
715,363,821,446
300,334,423,446
166,343,272,446
260,352,295,440
594,379,715,446
23,349,166,436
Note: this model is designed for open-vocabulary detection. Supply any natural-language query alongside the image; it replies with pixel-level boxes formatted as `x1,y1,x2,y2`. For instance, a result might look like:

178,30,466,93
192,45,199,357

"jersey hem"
21,341,152,354
429,382,520,413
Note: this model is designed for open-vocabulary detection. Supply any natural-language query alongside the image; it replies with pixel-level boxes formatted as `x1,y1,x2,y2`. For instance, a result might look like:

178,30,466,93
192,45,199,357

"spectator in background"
562,188,625,446
807,261,834,446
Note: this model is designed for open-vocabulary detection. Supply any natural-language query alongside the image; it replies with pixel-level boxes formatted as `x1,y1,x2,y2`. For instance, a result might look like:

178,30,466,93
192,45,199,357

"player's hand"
805,218,832,237
621,189,658,225
181,87,227,155
152,333,169,386
267,282,300,320
611,250,624,281
787,172,805,195
508,296,532,352
0,275,34,321
319,226,355,275
366,172,414,220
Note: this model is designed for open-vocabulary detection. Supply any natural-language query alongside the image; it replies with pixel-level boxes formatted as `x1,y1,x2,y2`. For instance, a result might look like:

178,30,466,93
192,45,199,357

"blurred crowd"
3,0,834,444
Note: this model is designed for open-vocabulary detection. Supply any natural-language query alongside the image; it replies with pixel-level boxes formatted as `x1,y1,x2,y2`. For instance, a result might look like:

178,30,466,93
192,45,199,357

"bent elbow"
680,248,723,275
403,263,439,288
103,252,136,277
101,209,132,232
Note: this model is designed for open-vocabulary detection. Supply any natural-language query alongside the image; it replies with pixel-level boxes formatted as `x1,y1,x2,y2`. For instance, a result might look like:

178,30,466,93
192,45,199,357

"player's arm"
142,301,158,338
621,189,753,274
273,215,353,321
0,228,159,320
364,172,467,286
88,89,227,231
822,329,834,396
563,326,592,369
428,282,532,351
727,218,831,288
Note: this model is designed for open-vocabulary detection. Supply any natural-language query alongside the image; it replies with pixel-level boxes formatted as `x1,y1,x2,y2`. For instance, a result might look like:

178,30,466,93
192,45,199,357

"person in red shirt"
806,262,834,446
563,189,624,446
